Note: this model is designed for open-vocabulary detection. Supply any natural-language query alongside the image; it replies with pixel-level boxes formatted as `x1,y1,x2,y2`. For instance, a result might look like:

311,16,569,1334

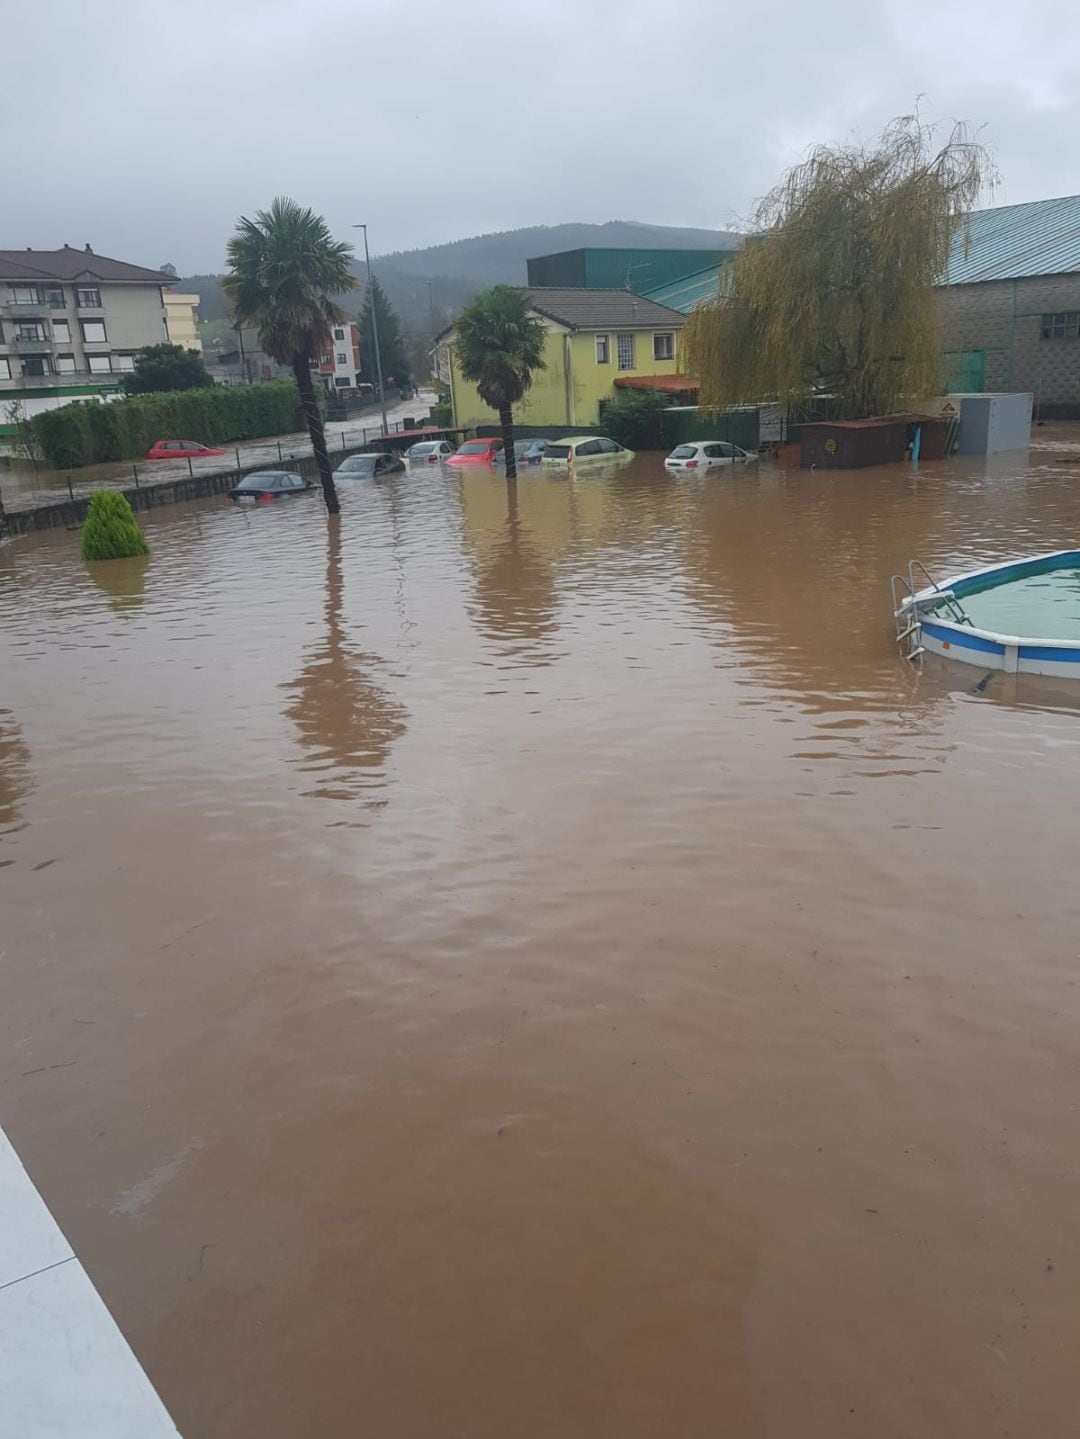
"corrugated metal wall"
526,249,731,294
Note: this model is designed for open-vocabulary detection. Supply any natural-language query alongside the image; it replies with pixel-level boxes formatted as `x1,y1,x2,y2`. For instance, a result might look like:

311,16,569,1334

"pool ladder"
891,560,973,663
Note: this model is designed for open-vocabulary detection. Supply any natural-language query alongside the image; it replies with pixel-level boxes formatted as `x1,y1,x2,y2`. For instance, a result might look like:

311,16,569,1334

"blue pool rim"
906,549,1080,677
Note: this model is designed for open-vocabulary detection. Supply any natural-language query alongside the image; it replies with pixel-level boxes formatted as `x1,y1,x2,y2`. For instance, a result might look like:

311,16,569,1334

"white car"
540,436,634,467
405,439,454,465
664,441,755,472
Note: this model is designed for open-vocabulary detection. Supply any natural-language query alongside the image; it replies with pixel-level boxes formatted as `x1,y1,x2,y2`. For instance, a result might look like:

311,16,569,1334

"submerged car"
334,452,405,478
540,436,634,467
447,438,505,466
228,470,311,503
146,438,225,460
519,438,551,463
405,440,454,464
664,441,755,472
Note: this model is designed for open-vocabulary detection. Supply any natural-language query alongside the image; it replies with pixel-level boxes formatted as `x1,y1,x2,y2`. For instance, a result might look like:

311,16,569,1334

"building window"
10,285,41,305
336,352,348,365
45,288,65,308
53,319,71,343
115,353,136,371
15,322,48,342
76,287,102,308
21,356,52,376
333,328,345,341
87,354,112,374
653,332,674,360
616,333,635,370
334,376,351,388
1041,311,1080,340
319,352,330,365
595,333,610,364
80,319,107,343
55,354,77,374
0,358,10,380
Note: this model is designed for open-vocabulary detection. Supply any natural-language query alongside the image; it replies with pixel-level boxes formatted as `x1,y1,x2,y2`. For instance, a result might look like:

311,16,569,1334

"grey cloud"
3,0,1078,271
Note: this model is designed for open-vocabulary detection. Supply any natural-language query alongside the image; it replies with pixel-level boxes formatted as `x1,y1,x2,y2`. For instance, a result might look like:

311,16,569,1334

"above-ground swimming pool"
895,550,1080,678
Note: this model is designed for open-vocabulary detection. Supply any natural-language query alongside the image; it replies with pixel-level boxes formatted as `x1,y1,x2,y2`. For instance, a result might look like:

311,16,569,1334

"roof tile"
525,287,684,330
0,248,173,284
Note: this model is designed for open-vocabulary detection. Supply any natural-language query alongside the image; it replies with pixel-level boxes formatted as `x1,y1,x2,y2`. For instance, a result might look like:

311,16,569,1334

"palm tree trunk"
499,404,517,480
292,354,339,516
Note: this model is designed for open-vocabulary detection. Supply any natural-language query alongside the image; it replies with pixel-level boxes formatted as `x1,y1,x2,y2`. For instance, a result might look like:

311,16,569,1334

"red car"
446,438,505,467
146,439,225,461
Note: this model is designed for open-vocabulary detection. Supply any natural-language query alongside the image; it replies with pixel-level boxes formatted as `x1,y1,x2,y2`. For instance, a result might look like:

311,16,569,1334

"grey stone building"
938,194,1080,414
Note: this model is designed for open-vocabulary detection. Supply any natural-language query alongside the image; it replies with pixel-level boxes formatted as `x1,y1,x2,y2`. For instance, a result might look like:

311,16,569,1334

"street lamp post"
353,223,388,438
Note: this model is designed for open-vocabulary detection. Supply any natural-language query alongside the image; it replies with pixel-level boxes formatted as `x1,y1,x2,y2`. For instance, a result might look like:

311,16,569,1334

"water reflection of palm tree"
0,711,32,867
462,477,560,658
281,518,406,804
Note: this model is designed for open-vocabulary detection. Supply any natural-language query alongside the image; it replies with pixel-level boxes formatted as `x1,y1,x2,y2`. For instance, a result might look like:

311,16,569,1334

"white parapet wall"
0,1126,181,1438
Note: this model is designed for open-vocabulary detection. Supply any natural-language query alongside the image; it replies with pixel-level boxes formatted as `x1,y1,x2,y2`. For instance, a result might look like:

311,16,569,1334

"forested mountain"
185,219,743,368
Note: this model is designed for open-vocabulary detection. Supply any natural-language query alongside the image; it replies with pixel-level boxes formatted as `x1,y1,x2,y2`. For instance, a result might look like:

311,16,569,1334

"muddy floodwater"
3,444,1080,1437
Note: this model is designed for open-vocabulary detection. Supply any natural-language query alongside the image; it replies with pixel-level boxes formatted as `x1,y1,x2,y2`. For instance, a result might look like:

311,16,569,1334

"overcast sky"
4,0,1078,273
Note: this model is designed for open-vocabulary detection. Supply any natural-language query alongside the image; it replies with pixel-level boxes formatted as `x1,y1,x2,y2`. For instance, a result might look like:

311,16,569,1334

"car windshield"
235,472,283,490
456,442,491,455
409,443,436,455
341,455,377,473
670,446,697,459
544,444,571,460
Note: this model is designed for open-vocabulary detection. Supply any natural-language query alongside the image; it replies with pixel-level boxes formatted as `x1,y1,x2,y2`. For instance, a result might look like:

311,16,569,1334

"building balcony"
12,333,53,350
4,369,119,389
1,295,66,314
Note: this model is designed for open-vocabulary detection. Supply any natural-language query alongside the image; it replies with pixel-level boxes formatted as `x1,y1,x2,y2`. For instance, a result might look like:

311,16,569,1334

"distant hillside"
185,219,744,356
376,220,743,286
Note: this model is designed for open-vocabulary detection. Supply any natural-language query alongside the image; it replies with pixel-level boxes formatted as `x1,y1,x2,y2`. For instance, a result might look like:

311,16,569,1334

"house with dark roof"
0,245,175,420
438,287,686,430
938,195,1080,410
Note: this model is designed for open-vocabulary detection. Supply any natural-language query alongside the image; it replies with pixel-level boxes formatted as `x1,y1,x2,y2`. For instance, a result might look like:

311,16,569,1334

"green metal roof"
946,194,1080,284
637,195,1080,304
639,264,727,314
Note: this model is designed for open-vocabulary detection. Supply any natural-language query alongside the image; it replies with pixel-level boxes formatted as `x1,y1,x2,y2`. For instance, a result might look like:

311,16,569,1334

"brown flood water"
3,443,1080,1437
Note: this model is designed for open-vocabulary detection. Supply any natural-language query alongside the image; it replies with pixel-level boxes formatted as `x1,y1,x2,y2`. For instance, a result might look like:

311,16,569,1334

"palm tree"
223,197,356,515
454,285,546,479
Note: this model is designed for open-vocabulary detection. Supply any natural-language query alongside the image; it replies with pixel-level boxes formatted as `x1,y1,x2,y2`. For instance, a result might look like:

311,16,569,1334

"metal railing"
0,369,121,388
1,293,65,310
0,411,451,517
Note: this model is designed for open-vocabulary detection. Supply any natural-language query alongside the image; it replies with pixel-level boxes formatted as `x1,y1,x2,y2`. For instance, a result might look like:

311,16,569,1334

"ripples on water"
5,446,1080,1438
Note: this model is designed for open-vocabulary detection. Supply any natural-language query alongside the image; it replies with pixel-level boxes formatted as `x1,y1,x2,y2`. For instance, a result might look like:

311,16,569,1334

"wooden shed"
799,415,950,469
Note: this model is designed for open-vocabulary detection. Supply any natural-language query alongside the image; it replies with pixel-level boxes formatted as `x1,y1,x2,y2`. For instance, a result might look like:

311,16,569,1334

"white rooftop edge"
0,1125,181,1437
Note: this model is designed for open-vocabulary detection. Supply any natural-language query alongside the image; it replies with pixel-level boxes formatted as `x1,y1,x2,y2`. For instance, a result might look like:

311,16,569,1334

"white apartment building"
0,245,173,420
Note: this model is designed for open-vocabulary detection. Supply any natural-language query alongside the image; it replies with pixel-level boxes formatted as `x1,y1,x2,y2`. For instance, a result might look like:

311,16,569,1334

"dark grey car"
229,470,311,503
334,452,406,479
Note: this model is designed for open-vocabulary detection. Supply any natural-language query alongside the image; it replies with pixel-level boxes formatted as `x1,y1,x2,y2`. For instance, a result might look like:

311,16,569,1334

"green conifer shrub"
81,491,150,561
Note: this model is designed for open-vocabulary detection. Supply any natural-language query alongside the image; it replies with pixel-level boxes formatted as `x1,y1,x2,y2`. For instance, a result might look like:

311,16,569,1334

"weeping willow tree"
684,114,995,419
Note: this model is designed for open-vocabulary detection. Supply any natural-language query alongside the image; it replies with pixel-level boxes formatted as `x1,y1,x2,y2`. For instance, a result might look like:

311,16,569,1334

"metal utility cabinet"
950,392,1033,455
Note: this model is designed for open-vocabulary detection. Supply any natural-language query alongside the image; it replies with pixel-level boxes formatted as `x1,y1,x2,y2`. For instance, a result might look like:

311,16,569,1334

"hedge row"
33,381,303,469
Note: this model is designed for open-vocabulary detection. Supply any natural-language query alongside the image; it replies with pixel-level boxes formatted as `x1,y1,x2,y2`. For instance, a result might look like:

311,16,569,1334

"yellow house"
441,288,685,429
163,290,202,352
